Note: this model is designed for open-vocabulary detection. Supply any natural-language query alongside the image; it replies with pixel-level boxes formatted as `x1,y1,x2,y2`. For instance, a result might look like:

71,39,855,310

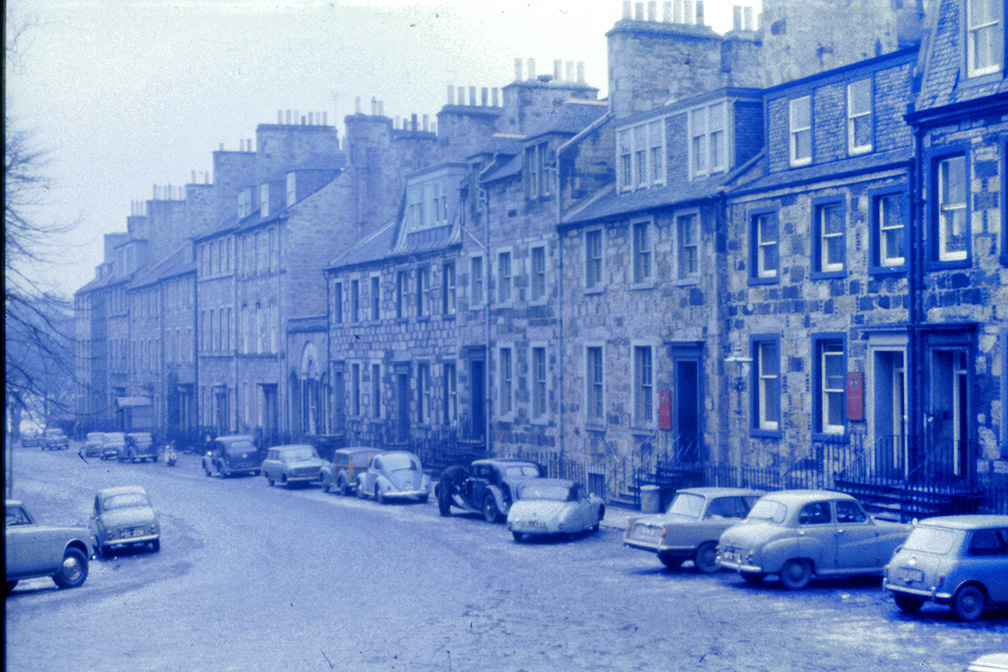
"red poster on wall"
846,372,864,422
659,390,672,430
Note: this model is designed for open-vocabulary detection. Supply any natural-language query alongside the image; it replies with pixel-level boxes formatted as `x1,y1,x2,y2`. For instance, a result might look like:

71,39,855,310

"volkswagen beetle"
6,500,91,593
507,479,605,542
89,486,161,558
356,451,430,504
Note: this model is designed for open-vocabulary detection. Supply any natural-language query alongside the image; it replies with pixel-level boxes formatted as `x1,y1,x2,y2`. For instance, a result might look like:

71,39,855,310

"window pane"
795,129,811,160
849,79,871,116
792,97,810,128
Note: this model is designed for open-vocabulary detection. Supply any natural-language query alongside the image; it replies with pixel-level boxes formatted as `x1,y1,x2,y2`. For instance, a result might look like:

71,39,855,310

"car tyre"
740,571,765,585
483,493,501,523
52,547,88,589
203,462,213,477
266,475,275,487
892,592,925,614
658,553,683,570
151,539,160,553
779,559,812,590
512,531,523,543
952,584,985,622
376,487,386,505
693,541,720,574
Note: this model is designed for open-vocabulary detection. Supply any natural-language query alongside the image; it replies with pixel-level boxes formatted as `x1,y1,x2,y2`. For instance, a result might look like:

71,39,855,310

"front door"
468,355,485,440
332,363,346,435
929,349,969,478
872,349,907,478
670,343,702,462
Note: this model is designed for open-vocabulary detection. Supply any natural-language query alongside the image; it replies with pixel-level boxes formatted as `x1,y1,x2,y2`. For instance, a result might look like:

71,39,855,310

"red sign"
659,390,672,430
846,373,864,422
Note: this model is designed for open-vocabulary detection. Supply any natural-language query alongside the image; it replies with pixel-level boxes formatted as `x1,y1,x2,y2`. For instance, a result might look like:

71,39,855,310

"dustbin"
640,485,661,513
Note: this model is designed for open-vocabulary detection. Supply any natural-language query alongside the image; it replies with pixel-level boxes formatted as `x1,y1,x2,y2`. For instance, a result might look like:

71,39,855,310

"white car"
507,479,605,542
355,451,431,504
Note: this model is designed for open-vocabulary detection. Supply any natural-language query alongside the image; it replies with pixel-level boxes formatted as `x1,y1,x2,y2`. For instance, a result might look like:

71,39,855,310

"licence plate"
901,568,923,583
721,550,740,563
633,526,663,543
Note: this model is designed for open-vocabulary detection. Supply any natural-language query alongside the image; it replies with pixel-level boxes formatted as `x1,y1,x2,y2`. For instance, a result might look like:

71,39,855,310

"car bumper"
623,538,661,552
384,489,429,500
717,557,765,573
508,521,558,535
284,473,321,483
882,579,953,603
103,533,159,548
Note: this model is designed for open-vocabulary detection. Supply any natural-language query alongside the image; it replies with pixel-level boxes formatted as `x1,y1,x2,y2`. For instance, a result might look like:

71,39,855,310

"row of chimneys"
446,85,502,107
275,110,330,126
622,0,756,30
512,58,588,84
351,97,440,133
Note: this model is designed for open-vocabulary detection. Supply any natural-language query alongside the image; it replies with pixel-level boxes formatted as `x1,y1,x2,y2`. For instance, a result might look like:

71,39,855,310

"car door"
6,506,53,576
965,527,1008,603
364,457,380,494
796,501,836,569
832,500,881,569
700,497,747,544
469,465,489,508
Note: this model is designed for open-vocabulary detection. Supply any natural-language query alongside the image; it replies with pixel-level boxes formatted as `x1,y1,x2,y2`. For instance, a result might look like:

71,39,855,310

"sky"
6,0,759,299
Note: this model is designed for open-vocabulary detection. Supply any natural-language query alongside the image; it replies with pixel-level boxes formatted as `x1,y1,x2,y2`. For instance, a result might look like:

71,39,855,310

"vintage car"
507,479,605,542
883,515,1008,621
83,432,106,458
6,500,91,592
717,489,911,589
356,451,431,504
122,432,158,463
90,486,161,557
20,430,42,449
321,447,382,495
102,432,126,460
262,444,325,487
42,428,69,451
436,458,542,522
623,487,764,572
202,434,261,477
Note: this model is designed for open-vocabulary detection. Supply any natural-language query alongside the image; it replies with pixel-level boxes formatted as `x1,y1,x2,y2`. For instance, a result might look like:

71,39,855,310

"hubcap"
63,556,83,581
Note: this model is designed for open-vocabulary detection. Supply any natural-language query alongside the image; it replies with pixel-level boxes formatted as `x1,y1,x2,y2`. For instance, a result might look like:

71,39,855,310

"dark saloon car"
122,432,158,463
321,447,382,495
436,458,542,522
42,428,69,451
202,435,261,477
102,432,126,460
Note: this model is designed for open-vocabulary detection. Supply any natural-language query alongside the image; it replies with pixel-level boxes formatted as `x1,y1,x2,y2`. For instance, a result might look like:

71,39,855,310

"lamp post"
724,347,753,481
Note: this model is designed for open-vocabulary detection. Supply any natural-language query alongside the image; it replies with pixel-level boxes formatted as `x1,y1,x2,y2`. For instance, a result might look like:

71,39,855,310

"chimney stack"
526,57,535,80
733,5,741,30
744,5,753,30
481,87,488,105
492,87,499,106
308,112,314,125
623,0,631,19
696,0,704,25
378,100,385,116
446,84,454,105
514,57,522,81
355,97,362,114
635,2,644,20
577,61,585,84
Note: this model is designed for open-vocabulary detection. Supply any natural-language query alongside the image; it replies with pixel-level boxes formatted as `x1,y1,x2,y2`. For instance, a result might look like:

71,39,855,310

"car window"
747,499,787,523
704,497,740,519
903,525,958,553
667,493,706,518
6,507,30,526
518,483,572,501
103,493,150,510
968,529,1008,556
835,501,867,524
351,453,372,468
384,454,419,471
503,465,540,479
798,502,832,525
282,446,318,461
742,496,760,513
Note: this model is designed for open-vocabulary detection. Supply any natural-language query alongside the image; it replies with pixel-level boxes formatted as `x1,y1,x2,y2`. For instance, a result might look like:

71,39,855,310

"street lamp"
724,346,753,394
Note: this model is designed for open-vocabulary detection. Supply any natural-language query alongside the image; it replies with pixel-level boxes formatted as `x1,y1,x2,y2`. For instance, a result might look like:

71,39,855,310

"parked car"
717,489,911,589
20,430,42,449
356,450,431,504
883,514,1008,621
122,432,158,463
6,500,91,593
262,444,325,487
507,479,605,542
202,434,261,477
42,428,69,451
89,486,160,558
83,432,106,458
436,458,542,522
321,447,382,495
968,654,1008,672
624,487,764,572
102,432,126,461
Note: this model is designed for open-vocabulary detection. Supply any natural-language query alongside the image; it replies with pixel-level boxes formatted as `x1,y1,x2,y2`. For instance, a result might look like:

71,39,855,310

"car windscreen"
86,433,104,442
518,483,572,501
106,433,125,443
747,499,787,524
223,441,256,455
666,493,705,518
281,447,318,461
384,454,420,471
503,465,540,479
103,493,150,510
902,525,959,554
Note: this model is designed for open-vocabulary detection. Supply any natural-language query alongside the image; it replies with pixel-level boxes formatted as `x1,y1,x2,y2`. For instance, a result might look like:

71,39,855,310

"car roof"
272,444,315,451
218,434,255,442
522,477,575,488
678,487,765,497
915,514,1008,530
98,486,148,497
380,450,419,459
335,447,382,455
6,499,24,508
473,458,539,467
760,489,856,504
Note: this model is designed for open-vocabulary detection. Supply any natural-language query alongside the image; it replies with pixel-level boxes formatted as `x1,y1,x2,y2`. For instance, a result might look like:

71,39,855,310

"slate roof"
482,154,523,183
266,152,345,182
732,148,912,195
129,245,194,289
76,273,115,294
563,173,733,225
328,221,397,269
469,134,524,159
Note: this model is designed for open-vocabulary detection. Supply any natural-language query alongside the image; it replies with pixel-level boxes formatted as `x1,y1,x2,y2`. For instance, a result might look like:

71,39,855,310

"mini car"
717,489,911,589
883,514,1008,621
262,444,325,487
202,434,261,477
89,486,161,558
356,451,431,504
42,428,69,451
83,432,106,458
122,432,158,463
6,500,91,593
436,458,541,522
623,487,764,572
507,479,605,542
321,447,382,495
102,432,126,460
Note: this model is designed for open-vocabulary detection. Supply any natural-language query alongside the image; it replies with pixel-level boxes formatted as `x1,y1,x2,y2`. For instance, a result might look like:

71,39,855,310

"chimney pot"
635,2,644,20
423,114,429,131
308,112,314,125
446,84,454,105
684,0,693,25
492,87,499,106
355,97,362,114
554,59,562,80
469,86,477,105
191,170,196,183
514,57,522,81
394,115,401,129
278,110,283,124
733,5,742,30
674,0,683,22
566,60,574,81
378,100,385,117
647,1,656,21
431,121,437,135
622,0,631,19
219,142,224,151
286,109,292,124
481,86,488,105
411,113,418,131
695,0,704,25
577,61,585,84
744,6,753,30
662,1,672,20
526,58,535,80
323,111,328,126
295,110,300,124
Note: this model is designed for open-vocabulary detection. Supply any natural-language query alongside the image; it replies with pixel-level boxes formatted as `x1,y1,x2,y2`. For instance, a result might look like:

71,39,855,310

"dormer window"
968,0,1003,77
260,184,269,218
689,103,727,178
286,173,296,207
847,79,873,155
789,96,812,167
525,142,551,200
617,119,665,192
238,189,252,219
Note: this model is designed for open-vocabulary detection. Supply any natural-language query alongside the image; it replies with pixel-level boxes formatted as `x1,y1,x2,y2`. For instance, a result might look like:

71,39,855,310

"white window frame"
395,270,408,318
530,343,549,423
789,96,812,167
351,362,362,418
616,118,666,192
819,203,846,273
443,361,457,424
530,244,548,304
260,184,269,219
585,344,605,424
937,155,968,262
632,342,655,428
332,281,343,324
442,261,457,315
877,193,905,267
498,345,514,419
755,213,779,279
496,249,512,305
417,362,431,424
469,254,485,309
756,340,780,431
584,228,605,291
675,210,701,282
370,362,383,420
286,173,296,207
370,273,381,321
820,342,845,435
350,278,360,323
967,0,1003,77
632,219,653,285
847,79,873,155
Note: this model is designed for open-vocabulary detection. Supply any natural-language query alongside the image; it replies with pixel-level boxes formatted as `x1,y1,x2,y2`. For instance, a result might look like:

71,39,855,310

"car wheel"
483,493,501,523
281,474,288,487
658,553,683,570
151,539,160,553
376,487,386,505
740,571,765,585
779,559,812,590
203,463,213,477
693,541,720,574
892,592,925,614
266,475,275,487
337,477,349,497
952,584,986,622
52,547,88,589
512,531,523,543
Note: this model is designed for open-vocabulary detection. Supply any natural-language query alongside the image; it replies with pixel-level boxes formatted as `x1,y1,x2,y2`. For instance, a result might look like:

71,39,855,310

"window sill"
810,268,847,281
868,264,907,277
748,274,779,286
395,317,408,324
584,286,605,295
442,313,457,321
924,257,971,272
630,424,657,436
585,421,606,433
530,416,551,426
962,68,1006,88
673,276,701,287
812,430,846,442
629,280,656,291
417,316,431,323
848,145,872,157
750,427,782,440
790,158,812,168
529,298,548,307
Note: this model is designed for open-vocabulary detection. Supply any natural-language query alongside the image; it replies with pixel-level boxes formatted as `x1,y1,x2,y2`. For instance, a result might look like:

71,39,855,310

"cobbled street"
5,444,1006,672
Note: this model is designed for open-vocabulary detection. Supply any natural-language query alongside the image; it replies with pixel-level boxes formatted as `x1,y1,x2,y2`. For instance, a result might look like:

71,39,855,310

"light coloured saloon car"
6,500,91,593
262,444,325,487
90,486,161,557
717,489,910,589
623,487,763,572
83,432,106,457
883,515,1008,621
507,479,605,542
102,432,126,460
356,451,431,504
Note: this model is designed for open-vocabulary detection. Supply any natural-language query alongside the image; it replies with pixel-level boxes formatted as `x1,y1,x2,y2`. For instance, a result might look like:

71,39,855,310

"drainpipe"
547,158,565,457
908,126,924,471
479,175,492,455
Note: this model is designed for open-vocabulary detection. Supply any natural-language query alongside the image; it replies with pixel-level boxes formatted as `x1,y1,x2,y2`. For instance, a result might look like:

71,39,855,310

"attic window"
617,118,665,192
238,189,252,219
967,0,1003,77
286,173,296,207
